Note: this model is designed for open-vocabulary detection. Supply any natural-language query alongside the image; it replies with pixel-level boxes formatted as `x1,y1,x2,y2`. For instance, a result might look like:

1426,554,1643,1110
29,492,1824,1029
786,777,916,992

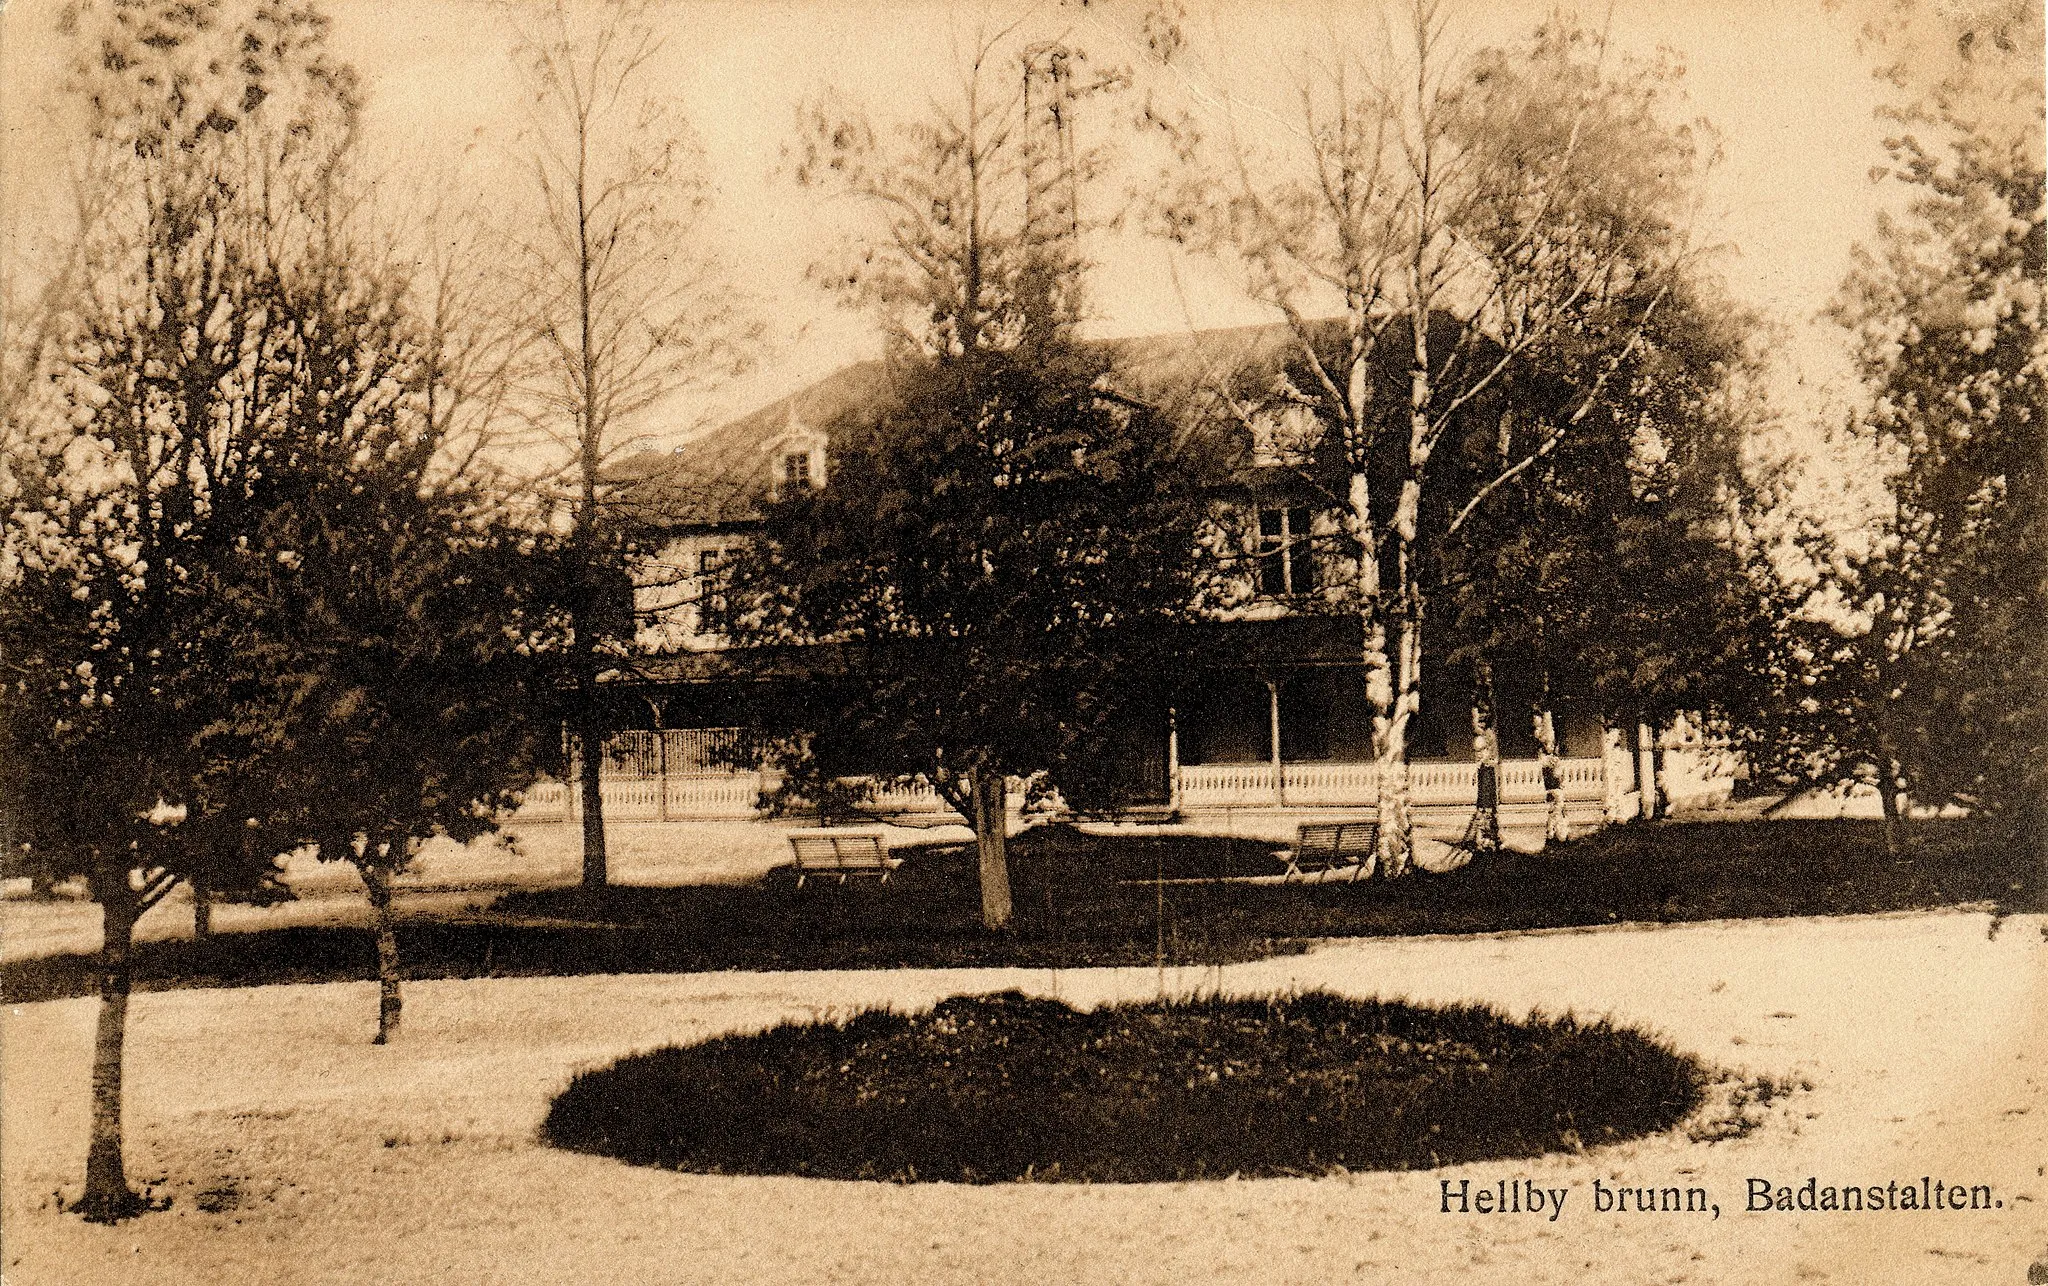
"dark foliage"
537,989,1706,1181
713,340,1217,815
5,818,2033,1003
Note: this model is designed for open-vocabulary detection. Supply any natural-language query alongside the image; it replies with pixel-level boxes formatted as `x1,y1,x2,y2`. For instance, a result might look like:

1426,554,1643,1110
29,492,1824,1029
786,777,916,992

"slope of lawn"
3,817,2036,1000
540,989,1708,1182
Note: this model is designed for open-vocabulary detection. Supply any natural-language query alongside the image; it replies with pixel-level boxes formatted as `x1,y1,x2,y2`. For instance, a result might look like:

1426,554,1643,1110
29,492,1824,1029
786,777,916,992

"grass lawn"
541,990,1707,1182
3,817,2036,1001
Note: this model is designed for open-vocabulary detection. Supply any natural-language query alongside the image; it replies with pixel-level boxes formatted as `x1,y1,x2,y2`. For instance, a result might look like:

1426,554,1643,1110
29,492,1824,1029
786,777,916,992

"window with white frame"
1255,506,1320,596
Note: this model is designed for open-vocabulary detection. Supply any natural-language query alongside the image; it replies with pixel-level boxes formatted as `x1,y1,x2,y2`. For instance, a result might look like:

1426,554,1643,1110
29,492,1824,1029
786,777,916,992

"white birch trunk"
1469,662,1502,853
1533,709,1571,843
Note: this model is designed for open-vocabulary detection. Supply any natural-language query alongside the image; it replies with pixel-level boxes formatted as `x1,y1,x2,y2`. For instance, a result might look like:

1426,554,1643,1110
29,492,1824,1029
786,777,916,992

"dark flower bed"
539,989,1707,1182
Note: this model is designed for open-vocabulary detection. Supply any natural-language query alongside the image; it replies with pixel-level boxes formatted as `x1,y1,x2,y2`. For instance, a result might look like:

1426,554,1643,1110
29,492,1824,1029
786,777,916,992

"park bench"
787,828,902,887
1276,821,1379,883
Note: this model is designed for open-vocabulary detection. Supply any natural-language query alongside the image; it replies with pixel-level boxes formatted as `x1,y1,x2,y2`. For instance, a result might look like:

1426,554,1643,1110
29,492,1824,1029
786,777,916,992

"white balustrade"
517,752,1616,828
1175,757,1608,811
1176,762,1279,807
1279,761,1379,804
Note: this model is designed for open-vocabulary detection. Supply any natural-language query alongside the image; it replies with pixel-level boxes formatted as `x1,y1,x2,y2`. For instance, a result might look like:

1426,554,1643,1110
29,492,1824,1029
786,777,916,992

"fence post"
1166,706,1181,812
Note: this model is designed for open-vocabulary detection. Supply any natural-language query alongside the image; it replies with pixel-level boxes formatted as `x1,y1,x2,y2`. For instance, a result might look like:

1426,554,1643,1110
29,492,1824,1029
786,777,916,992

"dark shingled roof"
609,359,893,528
611,323,1318,530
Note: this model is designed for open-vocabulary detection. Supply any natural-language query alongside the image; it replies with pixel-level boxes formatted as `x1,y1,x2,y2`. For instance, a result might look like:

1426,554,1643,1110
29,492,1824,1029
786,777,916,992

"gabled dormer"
765,404,827,502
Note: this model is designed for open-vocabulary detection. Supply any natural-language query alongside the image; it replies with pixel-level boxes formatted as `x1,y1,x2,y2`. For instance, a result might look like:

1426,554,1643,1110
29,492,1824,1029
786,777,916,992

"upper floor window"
1256,506,1320,597
696,546,729,626
781,452,812,489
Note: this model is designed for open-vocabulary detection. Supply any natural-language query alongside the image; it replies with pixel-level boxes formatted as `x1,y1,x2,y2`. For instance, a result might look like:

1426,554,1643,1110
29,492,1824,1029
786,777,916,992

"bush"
540,990,1705,1182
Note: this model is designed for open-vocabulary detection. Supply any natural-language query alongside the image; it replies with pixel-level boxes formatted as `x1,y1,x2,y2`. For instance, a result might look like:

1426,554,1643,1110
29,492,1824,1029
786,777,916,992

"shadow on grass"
539,989,1709,1182
4,818,2036,1003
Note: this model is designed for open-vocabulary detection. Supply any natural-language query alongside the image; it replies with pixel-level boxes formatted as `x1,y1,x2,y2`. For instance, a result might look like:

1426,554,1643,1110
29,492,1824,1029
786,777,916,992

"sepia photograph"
1,0,2042,1281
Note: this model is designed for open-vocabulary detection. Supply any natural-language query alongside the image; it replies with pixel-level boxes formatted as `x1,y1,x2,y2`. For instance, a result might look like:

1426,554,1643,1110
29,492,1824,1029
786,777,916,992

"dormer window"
767,405,827,501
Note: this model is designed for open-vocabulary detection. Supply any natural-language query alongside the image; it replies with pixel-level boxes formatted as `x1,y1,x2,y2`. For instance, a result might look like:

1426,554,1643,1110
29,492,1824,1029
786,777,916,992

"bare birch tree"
1144,1,1710,869
501,0,754,889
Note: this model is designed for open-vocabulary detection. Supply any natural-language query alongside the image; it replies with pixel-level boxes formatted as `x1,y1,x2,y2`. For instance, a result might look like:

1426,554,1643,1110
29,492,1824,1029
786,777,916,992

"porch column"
1166,706,1181,811
647,698,669,823
1636,722,1659,821
1267,679,1285,807
562,722,579,823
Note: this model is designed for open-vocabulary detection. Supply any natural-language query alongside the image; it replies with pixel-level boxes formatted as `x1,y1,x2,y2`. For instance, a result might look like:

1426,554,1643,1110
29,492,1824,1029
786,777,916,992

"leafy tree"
501,0,755,888
223,218,572,1044
1436,284,1773,841
723,25,1203,930
722,342,1210,930
1759,0,2043,848
0,0,361,1221
1144,6,1713,869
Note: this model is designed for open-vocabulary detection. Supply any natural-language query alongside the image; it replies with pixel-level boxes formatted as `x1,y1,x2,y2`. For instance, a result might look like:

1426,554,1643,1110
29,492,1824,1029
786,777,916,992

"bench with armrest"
787,828,902,887
1275,821,1379,882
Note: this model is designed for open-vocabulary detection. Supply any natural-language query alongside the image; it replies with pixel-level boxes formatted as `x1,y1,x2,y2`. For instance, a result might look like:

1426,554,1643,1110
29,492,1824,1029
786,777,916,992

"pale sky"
2,0,1908,446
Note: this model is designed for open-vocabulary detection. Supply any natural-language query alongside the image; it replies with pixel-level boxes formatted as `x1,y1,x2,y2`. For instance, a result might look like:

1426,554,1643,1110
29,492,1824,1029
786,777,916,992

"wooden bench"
1276,821,1379,882
787,828,902,887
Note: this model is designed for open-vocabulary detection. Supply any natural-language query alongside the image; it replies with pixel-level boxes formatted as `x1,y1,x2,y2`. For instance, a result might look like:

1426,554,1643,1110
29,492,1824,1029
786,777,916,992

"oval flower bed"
541,990,1705,1183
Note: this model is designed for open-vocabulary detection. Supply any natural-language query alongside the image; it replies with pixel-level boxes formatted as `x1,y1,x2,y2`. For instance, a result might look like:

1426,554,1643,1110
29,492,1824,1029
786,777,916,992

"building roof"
610,359,894,528
614,324,1317,529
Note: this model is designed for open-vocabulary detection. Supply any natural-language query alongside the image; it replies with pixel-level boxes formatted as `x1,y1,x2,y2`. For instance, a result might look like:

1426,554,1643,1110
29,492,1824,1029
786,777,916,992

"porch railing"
515,743,1624,826
1175,758,1609,811
518,772,766,820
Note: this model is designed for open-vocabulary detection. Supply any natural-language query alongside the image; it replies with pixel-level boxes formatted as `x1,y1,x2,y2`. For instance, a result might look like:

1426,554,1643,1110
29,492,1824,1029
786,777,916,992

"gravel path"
5,909,2044,1284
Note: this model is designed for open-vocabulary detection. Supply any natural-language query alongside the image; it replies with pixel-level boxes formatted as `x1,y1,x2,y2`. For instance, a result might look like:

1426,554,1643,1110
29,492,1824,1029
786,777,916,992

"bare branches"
499,0,756,503
793,17,1129,357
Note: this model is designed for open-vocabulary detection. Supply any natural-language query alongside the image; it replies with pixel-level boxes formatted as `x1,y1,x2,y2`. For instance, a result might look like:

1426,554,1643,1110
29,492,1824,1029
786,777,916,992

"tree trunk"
362,857,403,1045
1652,738,1670,820
191,875,211,940
1377,569,1428,877
1878,755,1906,857
1373,464,1430,879
1533,707,1571,844
1469,662,1501,854
1346,469,1412,879
78,878,144,1223
574,697,608,888
1600,719,1627,823
972,768,1013,931
1636,721,1660,821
